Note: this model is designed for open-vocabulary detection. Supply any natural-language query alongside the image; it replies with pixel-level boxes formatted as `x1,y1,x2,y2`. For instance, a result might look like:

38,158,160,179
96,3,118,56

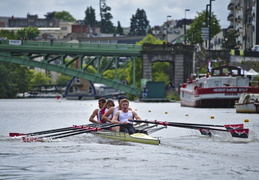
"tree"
129,9,150,36
0,63,17,98
15,66,33,96
16,27,40,40
136,34,165,44
31,72,51,86
44,11,56,19
222,30,236,49
54,11,76,22
0,30,16,39
56,74,72,85
99,1,114,33
187,10,220,44
116,21,124,35
84,6,96,27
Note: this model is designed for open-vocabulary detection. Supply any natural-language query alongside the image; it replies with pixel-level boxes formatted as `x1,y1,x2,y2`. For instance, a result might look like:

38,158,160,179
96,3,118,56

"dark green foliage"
84,6,96,27
129,9,150,36
187,10,220,44
100,2,114,33
116,21,124,35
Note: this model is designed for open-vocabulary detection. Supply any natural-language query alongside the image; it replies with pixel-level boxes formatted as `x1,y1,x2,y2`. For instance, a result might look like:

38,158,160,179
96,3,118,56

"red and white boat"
180,65,259,108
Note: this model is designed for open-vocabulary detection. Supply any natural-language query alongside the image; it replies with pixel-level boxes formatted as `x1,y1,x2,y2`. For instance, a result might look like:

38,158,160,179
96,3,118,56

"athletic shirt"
104,108,113,120
118,110,134,124
112,106,119,117
97,108,106,123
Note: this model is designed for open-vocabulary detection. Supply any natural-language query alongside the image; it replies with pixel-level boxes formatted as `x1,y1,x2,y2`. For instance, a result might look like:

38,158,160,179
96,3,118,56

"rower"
100,99,115,123
111,99,141,134
89,98,106,124
102,95,127,123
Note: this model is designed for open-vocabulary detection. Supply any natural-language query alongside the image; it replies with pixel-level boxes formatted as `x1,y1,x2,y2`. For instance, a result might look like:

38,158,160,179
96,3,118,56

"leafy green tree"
84,6,96,26
222,30,236,49
54,11,76,22
125,58,143,88
15,66,33,96
116,21,124,35
16,27,40,40
152,62,170,84
31,71,51,86
100,2,114,33
136,34,165,44
187,10,220,44
0,63,17,98
0,30,16,39
44,11,56,19
129,9,150,36
56,74,72,85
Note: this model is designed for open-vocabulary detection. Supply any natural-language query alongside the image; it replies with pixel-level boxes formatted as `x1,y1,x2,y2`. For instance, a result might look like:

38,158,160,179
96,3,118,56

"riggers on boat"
90,123,162,145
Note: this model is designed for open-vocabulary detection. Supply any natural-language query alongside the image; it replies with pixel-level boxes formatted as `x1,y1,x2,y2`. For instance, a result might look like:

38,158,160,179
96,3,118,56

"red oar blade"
22,136,42,142
224,124,244,130
9,133,25,137
230,129,249,138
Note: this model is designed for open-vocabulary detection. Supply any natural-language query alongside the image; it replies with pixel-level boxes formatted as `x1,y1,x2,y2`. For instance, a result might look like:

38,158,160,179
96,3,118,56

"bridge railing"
0,40,142,50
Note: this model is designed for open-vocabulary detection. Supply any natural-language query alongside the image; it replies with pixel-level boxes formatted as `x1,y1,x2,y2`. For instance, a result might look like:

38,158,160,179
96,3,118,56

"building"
227,0,258,50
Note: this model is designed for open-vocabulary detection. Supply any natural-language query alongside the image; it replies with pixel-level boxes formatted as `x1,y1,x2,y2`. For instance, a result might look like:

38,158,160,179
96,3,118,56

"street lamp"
209,0,215,50
166,15,172,42
184,9,190,44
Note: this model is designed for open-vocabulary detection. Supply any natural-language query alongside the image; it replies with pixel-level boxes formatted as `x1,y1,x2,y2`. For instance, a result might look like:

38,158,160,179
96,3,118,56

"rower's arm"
133,111,141,120
111,111,120,124
89,109,99,123
102,107,114,123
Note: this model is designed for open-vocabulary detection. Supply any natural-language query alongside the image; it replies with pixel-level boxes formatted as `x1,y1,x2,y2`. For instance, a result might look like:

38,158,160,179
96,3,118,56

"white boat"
180,65,259,108
93,131,160,145
235,93,259,113
91,123,161,145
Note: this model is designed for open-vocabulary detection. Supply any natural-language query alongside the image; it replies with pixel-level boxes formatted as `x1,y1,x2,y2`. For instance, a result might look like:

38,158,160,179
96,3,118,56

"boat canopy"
211,65,244,77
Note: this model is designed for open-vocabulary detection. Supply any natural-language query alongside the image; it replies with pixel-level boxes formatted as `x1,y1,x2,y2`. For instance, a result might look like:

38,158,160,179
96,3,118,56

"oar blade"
9,133,25,137
224,124,244,130
230,129,249,138
22,136,41,142
199,129,212,136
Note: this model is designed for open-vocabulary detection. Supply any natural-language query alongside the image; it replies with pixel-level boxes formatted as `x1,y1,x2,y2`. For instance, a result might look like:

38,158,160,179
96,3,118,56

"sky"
0,0,230,28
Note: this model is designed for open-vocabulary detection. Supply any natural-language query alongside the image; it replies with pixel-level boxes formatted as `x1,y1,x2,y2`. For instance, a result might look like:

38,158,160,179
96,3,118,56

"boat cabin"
211,65,244,77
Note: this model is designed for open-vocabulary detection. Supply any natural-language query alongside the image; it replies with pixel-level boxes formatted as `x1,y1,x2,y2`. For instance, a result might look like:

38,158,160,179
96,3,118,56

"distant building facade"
227,0,258,49
8,14,59,27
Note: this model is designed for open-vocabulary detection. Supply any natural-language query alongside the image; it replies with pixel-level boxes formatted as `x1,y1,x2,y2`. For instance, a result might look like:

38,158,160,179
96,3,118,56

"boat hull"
93,131,160,145
235,103,259,113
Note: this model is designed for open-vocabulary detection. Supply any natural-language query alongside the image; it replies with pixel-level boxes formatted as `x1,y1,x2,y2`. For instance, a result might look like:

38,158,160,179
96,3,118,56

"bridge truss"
0,40,142,96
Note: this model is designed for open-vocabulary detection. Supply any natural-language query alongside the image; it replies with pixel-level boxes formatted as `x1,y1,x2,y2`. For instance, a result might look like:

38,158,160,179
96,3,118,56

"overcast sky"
0,0,230,28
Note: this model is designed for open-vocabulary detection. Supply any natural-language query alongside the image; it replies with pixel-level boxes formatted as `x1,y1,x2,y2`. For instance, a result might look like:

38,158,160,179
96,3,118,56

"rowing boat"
93,130,160,145
90,123,161,145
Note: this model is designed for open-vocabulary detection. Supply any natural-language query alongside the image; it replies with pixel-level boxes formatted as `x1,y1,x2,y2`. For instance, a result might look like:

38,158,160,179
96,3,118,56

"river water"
0,98,258,180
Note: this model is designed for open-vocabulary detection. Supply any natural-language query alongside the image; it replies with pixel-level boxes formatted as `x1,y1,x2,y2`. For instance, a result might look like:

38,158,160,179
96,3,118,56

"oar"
9,124,95,137
22,123,123,142
131,120,249,138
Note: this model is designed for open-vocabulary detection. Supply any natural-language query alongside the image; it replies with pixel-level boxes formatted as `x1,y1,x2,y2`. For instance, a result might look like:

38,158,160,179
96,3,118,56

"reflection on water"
0,98,259,180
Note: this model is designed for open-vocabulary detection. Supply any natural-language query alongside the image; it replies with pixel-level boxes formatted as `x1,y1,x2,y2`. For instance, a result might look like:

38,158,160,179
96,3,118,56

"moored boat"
235,93,259,113
180,65,259,108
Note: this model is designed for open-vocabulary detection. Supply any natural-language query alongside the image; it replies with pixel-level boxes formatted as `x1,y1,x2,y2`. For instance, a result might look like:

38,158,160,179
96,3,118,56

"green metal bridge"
0,40,142,96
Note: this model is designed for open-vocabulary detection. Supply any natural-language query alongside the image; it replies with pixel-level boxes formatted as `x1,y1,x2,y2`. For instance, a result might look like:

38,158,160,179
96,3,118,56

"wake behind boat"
180,65,259,108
